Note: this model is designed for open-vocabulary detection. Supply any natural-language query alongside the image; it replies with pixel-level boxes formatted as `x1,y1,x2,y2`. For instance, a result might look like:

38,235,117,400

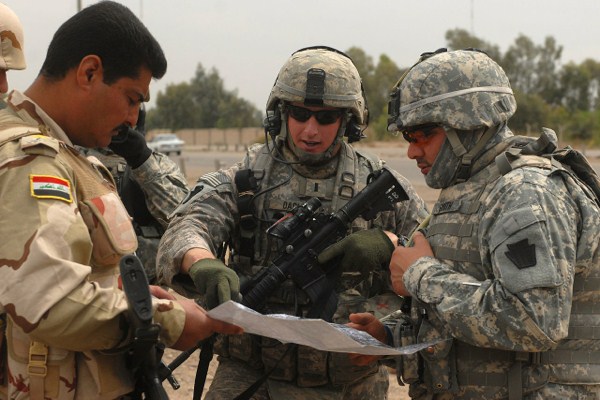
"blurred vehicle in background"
147,133,185,155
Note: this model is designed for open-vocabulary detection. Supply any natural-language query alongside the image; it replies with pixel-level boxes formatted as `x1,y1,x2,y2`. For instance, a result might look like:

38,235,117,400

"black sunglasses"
287,104,343,125
402,124,442,144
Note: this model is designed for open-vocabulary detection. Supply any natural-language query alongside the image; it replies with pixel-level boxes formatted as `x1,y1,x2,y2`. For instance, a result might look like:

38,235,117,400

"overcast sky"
4,0,599,112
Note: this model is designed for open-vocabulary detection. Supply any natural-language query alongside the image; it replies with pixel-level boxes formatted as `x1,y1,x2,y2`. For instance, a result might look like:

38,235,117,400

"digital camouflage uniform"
81,147,189,283
0,91,186,399
158,47,429,400
158,141,428,399
387,49,600,399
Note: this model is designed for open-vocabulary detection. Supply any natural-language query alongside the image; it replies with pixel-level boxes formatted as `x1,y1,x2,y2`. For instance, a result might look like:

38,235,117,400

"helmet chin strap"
444,126,495,183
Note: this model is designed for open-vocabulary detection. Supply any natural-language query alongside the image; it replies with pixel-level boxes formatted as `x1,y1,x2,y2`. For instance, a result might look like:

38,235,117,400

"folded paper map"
208,301,445,356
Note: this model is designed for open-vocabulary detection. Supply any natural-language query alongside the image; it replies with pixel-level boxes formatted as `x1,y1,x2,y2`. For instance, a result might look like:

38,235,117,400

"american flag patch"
30,175,73,203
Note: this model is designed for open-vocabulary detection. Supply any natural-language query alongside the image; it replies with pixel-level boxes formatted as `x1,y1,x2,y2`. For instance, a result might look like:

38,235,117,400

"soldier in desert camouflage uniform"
82,107,189,283
157,46,429,399
349,49,600,399
0,2,240,399
0,2,26,94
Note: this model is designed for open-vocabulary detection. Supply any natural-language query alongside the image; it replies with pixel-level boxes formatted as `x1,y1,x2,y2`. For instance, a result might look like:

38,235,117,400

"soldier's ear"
76,55,103,88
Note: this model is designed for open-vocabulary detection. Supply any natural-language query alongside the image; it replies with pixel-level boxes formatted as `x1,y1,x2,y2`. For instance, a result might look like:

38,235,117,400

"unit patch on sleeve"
505,238,537,269
30,175,73,203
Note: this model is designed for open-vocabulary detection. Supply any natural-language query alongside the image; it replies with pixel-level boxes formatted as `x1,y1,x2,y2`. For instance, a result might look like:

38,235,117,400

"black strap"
193,336,215,400
233,344,296,400
234,169,259,259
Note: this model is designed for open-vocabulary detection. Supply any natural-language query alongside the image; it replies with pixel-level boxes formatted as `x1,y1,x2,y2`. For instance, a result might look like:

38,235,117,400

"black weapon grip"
120,254,153,324
119,254,170,400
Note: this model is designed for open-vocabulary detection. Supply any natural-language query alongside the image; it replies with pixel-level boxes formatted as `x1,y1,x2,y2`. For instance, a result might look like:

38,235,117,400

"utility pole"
77,0,82,12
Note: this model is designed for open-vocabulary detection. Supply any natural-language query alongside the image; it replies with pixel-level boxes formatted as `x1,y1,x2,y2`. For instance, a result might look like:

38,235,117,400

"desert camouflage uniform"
0,3,26,72
387,49,600,399
158,140,429,399
0,2,26,108
0,91,186,399
81,147,188,283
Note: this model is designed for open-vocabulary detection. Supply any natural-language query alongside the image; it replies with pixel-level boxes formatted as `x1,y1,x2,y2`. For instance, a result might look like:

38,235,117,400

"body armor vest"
411,139,600,399
218,142,395,389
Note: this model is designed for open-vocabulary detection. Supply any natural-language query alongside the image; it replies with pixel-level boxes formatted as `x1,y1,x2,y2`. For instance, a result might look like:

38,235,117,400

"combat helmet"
0,2,26,70
388,49,517,188
266,46,368,144
388,48,515,132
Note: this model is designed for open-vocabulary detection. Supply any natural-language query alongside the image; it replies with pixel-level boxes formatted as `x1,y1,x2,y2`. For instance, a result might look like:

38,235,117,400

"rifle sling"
193,336,215,400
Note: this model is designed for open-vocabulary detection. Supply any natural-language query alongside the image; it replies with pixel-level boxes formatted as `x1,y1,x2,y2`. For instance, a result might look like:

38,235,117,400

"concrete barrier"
148,127,263,151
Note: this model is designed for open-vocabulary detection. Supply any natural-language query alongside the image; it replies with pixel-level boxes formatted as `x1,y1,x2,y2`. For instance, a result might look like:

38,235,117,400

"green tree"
510,90,552,135
502,34,562,102
345,47,401,140
146,63,261,130
559,59,600,112
145,82,196,130
445,28,502,61
566,110,597,151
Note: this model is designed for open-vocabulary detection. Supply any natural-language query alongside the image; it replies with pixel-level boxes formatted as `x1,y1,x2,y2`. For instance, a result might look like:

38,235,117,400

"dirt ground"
160,350,410,400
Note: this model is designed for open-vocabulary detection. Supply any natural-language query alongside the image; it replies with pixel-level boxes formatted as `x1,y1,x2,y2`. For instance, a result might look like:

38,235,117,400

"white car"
147,133,184,155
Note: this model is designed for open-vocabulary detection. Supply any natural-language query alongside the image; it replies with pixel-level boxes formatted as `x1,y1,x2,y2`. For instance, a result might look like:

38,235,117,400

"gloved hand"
109,108,150,168
188,258,240,309
317,228,395,279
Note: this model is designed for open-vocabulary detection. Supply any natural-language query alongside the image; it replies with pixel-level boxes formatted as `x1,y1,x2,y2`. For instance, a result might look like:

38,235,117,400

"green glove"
317,228,395,279
188,258,240,309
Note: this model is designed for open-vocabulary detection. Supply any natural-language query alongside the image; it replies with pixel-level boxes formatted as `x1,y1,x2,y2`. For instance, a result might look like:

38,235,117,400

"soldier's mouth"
302,141,321,150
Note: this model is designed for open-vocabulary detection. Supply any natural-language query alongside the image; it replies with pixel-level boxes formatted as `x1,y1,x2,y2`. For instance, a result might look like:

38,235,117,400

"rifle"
240,167,408,321
120,254,169,400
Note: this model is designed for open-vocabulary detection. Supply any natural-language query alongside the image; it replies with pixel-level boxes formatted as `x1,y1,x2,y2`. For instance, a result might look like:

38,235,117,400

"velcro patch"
505,239,537,269
30,175,73,203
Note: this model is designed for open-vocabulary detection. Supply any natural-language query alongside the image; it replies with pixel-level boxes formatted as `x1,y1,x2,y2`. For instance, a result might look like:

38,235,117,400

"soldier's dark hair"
39,0,167,84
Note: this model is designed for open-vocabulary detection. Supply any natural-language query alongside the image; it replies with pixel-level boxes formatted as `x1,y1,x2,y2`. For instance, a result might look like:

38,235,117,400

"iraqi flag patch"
30,175,73,203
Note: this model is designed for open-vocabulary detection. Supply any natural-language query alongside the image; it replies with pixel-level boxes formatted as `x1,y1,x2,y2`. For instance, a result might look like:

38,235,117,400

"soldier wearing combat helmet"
350,49,600,399
0,2,26,94
157,46,429,399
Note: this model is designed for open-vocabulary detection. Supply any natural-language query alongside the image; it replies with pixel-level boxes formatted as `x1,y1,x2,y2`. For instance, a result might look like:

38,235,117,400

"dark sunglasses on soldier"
402,124,442,144
287,104,343,125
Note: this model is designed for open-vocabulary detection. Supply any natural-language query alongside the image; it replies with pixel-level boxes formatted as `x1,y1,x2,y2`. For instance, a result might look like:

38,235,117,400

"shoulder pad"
20,134,60,158
354,147,385,169
247,143,264,153
171,171,232,217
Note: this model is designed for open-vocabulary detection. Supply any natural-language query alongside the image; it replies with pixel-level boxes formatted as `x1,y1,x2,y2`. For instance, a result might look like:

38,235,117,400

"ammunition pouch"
216,333,379,388
395,317,420,385
453,342,549,400
418,319,456,394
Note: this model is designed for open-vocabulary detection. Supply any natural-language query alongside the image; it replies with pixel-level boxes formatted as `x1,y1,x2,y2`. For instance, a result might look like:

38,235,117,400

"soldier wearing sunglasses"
349,49,600,400
157,46,429,399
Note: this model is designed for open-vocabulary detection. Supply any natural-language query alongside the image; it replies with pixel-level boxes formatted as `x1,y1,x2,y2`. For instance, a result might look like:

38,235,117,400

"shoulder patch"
200,171,231,187
20,135,60,157
505,238,536,269
30,175,73,203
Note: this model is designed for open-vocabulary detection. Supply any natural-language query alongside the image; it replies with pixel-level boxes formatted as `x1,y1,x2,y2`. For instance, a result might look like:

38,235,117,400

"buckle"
28,342,48,377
